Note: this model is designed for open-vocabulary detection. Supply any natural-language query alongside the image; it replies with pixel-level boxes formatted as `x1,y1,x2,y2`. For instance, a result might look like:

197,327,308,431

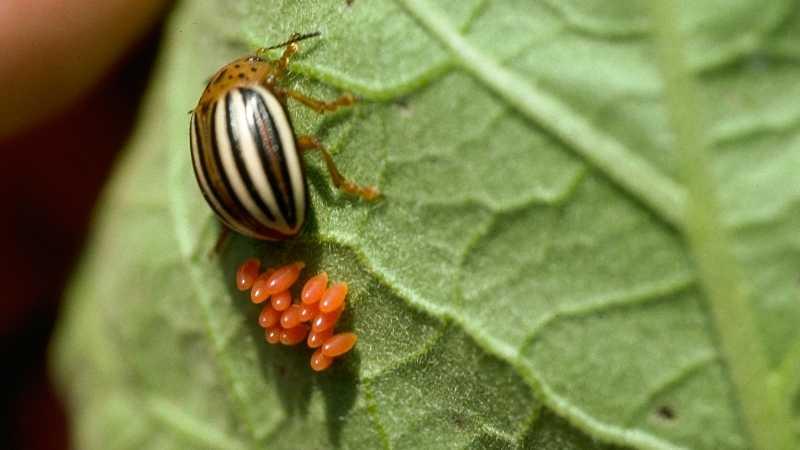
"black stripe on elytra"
244,88,297,227
192,113,240,229
243,88,294,225
209,100,262,233
225,90,277,223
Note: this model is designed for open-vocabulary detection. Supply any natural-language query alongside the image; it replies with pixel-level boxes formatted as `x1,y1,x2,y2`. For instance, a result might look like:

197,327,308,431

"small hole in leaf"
656,405,676,421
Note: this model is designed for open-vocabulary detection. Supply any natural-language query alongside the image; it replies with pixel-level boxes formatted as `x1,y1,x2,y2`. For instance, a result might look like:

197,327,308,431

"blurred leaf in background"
53,0,800,449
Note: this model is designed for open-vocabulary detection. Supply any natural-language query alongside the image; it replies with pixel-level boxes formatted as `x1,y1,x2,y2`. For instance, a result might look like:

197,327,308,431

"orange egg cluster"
236,257,357,371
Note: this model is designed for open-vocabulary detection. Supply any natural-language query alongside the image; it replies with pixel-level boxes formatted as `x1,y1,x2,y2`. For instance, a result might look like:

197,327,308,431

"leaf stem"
649,2,796,449
397,0,687,230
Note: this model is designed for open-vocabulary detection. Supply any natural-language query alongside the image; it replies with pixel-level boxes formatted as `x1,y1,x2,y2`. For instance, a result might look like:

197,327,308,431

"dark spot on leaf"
450,412,466,430
396,99,413,118
656,405,676,421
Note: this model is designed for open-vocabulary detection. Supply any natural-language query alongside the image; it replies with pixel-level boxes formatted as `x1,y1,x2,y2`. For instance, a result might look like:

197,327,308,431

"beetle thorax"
197,57,276,110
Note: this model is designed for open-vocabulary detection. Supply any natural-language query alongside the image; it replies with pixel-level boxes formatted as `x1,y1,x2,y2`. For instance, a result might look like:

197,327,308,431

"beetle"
189,32,378,243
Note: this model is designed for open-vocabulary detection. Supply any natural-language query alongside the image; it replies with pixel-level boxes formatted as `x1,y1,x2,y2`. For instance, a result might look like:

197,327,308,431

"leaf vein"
519,273,695,351
362,380,394,450
316,231,691,450
147,396,245,449
396,0,688,230
624,352,719,426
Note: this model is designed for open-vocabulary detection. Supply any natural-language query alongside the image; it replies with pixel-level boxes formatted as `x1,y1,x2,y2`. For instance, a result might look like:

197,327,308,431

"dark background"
0,25,163,450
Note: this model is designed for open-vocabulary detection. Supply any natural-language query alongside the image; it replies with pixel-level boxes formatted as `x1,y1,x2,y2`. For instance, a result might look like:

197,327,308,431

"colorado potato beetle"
191,32,366,372
189,32,379,243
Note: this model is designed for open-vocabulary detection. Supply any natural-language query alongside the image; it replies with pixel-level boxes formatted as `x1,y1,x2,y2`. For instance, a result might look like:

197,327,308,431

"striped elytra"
190,68,306,240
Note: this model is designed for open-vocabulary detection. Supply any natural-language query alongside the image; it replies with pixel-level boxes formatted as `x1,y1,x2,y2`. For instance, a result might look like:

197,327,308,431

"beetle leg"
273,42,299,78
255,44,298,85
274,87,356,113
209,226,231,257
257,31,320,76
296,135,379,201
257,39,301,81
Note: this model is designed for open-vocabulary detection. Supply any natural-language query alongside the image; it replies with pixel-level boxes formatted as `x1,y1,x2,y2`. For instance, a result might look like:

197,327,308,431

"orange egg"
321,332,357,357
301,272,328,304
264,262,304,296
298,302,318,322
319,282,347,313
271,290,292,311
236,258,261,291
280,304,303,329
310,349,333,371
265,326,281,344
311,306,343,333
250,269,275,303
280,325,309,346
306,328,333,349
258,304,281,328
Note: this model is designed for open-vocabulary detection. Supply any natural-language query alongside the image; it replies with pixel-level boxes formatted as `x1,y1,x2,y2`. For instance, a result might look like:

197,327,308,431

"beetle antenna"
263,31,321,50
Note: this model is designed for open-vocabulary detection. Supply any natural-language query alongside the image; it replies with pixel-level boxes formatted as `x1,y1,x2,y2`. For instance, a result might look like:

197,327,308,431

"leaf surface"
54,0,800,449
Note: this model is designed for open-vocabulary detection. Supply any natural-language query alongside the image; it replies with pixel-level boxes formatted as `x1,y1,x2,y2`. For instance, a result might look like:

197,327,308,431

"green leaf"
52,0,800,449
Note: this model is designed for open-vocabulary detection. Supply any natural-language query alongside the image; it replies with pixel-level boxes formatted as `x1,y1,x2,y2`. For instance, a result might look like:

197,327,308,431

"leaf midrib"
650,2,796,449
